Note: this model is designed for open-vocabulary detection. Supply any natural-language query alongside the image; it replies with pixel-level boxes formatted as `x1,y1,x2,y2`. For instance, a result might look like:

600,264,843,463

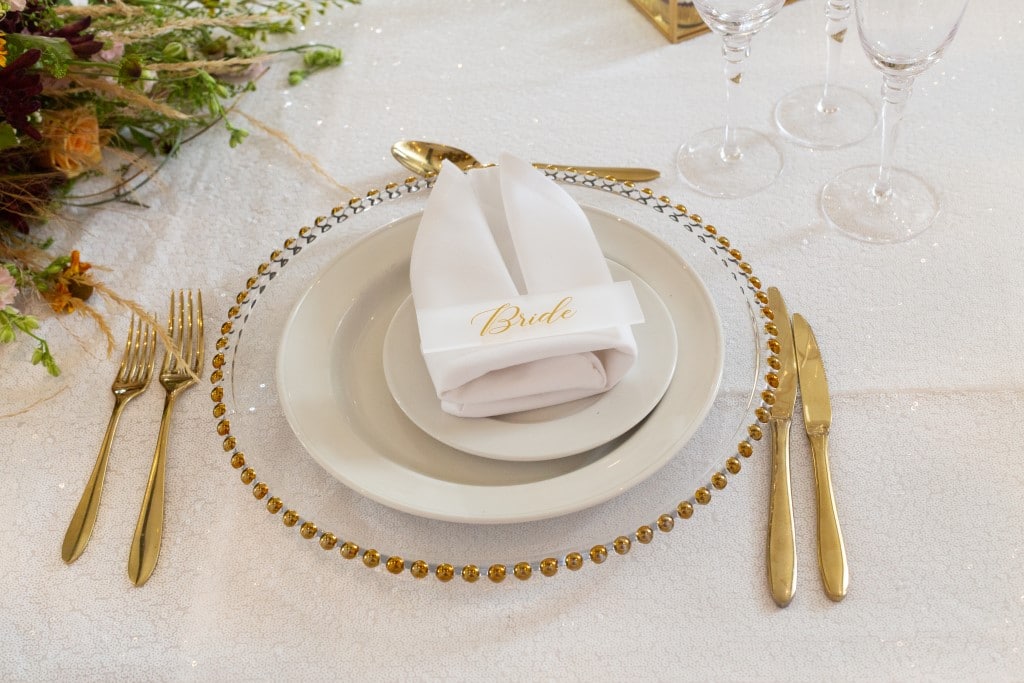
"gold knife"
766,287,798,607
792,313,849,602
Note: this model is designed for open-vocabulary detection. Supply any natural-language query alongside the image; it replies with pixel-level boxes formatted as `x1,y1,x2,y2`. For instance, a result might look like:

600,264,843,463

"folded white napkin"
409,153,638,418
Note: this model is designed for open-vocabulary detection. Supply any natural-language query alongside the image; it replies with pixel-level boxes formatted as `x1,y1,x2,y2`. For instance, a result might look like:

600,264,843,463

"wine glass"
820,0,969,243
773,1,877,149
676,0,785,199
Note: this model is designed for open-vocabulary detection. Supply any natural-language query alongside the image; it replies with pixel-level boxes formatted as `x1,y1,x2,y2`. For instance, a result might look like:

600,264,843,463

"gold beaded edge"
210,172,776,583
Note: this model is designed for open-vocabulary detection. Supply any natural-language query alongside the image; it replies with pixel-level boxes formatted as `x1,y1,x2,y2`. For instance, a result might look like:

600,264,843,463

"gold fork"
62,314,157,564
128,290,203,586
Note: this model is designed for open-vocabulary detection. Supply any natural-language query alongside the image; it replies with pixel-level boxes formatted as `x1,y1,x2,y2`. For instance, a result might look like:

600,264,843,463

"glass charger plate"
210,172,775,583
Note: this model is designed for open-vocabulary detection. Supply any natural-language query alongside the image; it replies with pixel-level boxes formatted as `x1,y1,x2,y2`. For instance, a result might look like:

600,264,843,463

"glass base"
774,84,877,150
820,165,940,244
676,127,782,199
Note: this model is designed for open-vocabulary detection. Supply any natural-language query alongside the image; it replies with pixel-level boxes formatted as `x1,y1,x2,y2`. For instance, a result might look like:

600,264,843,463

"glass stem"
721,33,751,162
873,73,914,202
818,0,851,114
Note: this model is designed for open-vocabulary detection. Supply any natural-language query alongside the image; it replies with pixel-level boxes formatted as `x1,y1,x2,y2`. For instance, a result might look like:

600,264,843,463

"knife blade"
766,287,797,607
792,313,849,602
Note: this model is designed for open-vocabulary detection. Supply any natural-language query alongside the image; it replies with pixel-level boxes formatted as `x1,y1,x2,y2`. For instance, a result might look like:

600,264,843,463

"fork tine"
118,314,136,382
193,290,204,371
129,316,154,384
161,292,176,373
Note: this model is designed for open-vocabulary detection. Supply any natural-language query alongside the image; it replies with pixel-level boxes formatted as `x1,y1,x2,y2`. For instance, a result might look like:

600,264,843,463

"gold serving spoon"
391,140,661,182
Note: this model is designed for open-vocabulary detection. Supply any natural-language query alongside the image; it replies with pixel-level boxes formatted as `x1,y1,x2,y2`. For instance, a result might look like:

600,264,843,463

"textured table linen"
2,1,1022,679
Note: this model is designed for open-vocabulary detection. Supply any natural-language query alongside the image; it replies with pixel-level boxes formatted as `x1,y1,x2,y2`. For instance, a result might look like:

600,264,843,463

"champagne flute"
820,0,969,243
676,0,785,199
773,0,876,149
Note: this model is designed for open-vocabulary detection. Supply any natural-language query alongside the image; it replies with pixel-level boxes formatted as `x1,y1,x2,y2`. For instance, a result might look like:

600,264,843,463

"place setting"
206,148,778,584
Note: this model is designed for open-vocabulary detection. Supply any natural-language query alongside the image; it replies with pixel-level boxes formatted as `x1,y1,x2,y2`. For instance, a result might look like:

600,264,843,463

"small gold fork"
128,290,203,586
62,314,157,564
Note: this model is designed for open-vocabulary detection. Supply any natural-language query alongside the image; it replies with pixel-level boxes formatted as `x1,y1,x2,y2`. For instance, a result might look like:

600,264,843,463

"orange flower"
40,108,104,178
47,251,94,314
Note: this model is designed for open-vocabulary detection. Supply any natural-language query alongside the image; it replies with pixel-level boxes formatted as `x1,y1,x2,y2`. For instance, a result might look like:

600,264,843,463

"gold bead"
461,565,480,582
717,236,731,248
227,305,240,319
765,322,779,336
319,532,337,550
240,467,255,484
677,501,694,519
210,369,223,384
761,390,776,405
738,441,754,457
348,196,362,207
270,250,282,261
251,482,268,500
245,276,258,290
657,514,675,532
298,226,311,237
726,457,742,474
695,487,712,505
266,496,283,513
234,292,247,306
216,419,231,436
766,372,780,388
215,337,228,350
748,424,764,441
690,213,703,223
212,403,226,418
283,237,296,250
613,536,631,555
513,562,532,580
362,549,380,568
539,558,558,577
385,556,405,574
589,545,608,564
704,223,716,234
762,306,775,321
712,473,728,490
282,509,299,527
756,407,771,423
410,560,429,579
436,564,455,582
212,353,225,369
487,564,507,583
339,542,359,559
729,248,743,261
210,386,224,402
749,276,762,289
755,291,769,305
229,452,245,469
659,195,671,203
739,261,753,274
221,320,234,334
565,552,584,571
636,526,654,544
223,436,236,452
767,355,781,370
299,521,317,539
674,203,688,213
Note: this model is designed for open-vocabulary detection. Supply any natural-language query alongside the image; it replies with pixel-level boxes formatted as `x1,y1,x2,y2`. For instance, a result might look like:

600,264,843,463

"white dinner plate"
381,261,682,461
276,207,724,524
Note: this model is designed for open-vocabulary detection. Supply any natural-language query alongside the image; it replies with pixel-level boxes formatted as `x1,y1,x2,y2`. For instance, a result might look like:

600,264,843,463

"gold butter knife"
793,313,849,602
766,287,798,607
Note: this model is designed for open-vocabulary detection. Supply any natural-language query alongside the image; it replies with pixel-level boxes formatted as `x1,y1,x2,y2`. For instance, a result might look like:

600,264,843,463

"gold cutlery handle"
809,432,848,601
61,397,128,564
128,391,176,586
530,163,661,182
768,418,797,607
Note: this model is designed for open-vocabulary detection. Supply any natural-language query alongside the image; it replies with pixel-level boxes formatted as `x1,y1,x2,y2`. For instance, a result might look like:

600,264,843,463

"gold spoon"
391,140,661,182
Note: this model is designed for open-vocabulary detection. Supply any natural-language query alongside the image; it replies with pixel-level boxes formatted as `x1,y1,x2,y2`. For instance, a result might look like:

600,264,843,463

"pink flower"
0,268,18,309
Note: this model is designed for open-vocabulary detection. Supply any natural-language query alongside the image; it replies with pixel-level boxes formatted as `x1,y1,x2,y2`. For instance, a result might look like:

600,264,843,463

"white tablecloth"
3,1,1022,679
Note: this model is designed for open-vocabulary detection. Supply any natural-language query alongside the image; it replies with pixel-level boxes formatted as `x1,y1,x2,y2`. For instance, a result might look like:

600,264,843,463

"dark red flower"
47,17,104,59
0,49,44,141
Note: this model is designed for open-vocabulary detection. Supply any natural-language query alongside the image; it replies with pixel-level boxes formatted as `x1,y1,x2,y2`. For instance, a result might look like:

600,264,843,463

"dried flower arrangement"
0,0,355,375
